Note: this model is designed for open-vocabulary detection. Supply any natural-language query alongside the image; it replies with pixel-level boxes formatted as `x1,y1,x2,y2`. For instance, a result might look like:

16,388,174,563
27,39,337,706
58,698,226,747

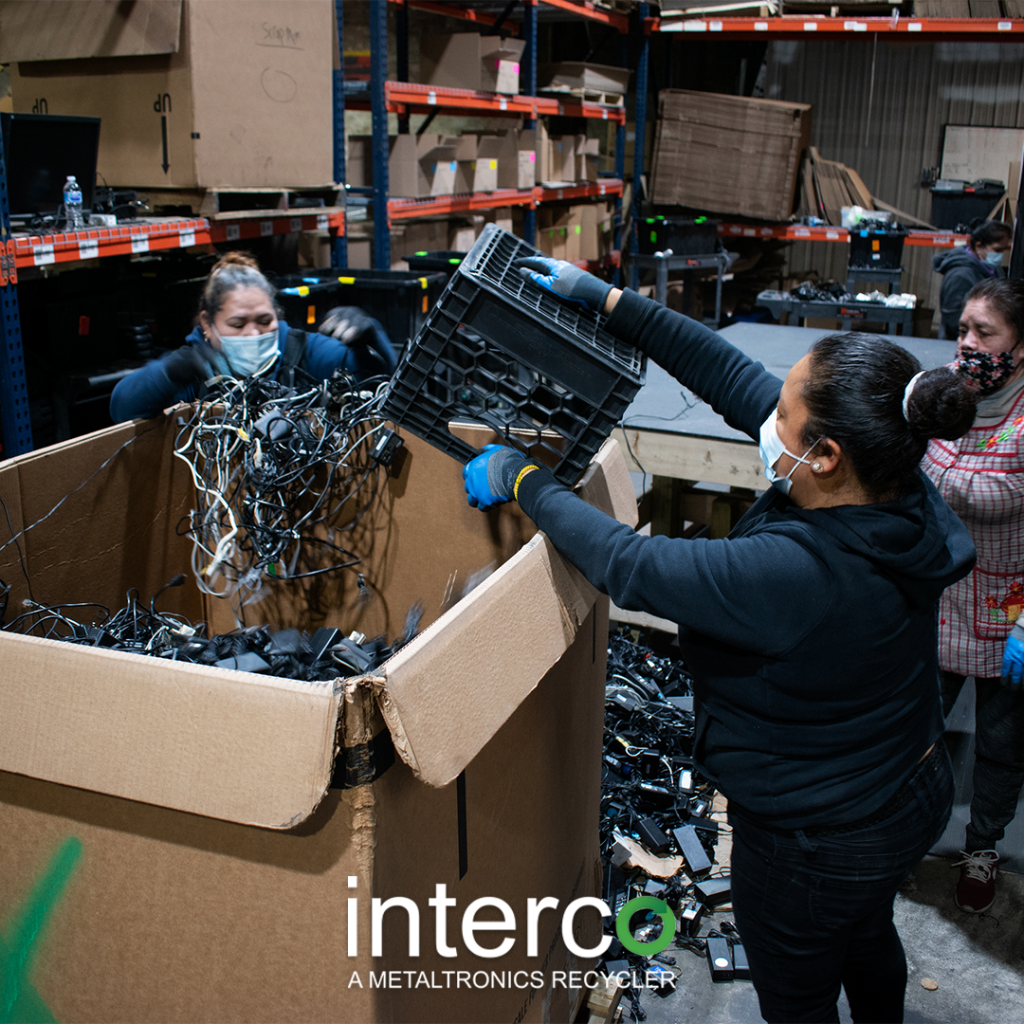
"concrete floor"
631,858,1024,1024
617,677,1024,1024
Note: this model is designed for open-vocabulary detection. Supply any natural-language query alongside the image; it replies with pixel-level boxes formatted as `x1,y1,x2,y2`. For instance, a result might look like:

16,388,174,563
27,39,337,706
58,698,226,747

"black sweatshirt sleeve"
514,463,831,654
604,288,782,440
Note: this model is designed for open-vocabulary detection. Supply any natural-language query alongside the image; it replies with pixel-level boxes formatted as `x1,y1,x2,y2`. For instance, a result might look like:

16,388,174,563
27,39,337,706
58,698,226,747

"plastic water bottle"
63,175,85,231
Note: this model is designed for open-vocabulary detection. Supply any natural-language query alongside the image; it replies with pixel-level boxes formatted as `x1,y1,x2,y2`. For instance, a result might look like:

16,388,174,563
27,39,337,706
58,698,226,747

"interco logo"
345,878,676,960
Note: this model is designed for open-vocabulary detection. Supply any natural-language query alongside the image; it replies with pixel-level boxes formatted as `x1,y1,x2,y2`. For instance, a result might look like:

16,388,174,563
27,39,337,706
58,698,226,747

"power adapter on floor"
706,935,735,983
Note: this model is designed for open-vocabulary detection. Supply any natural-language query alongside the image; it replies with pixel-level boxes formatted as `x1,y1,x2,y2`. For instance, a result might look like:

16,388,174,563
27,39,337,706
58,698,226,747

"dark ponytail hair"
969,218,1012,250
800,333,977,501
965,276,1024,345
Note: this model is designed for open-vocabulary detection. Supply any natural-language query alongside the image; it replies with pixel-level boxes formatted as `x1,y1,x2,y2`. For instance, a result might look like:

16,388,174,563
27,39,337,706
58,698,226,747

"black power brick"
673,823,712,876
706,935,734,982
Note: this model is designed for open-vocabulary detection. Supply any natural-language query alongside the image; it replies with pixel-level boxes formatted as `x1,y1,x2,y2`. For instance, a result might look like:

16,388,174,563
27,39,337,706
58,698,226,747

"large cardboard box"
5,0,334,189
651,89,813,221
420,33,526,95
0,416,637,1023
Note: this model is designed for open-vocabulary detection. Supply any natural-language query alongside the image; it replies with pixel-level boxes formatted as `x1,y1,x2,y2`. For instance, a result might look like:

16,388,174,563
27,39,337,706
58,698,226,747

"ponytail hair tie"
902,370,926,422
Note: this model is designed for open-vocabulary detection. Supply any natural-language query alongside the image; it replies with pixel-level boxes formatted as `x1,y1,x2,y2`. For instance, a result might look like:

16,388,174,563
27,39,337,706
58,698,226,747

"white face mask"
985,249,1005,267
213,327,280,377
758,408,819,496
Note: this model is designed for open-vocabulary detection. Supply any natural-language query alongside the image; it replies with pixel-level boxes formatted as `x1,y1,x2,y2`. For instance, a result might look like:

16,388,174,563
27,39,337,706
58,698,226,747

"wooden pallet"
140,185,342,218
539,85,626,108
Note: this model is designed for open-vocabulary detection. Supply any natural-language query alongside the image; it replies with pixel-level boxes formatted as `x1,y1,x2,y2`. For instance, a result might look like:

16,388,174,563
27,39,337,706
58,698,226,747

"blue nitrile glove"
515,256,613,313
1001,627,1024,689
463,444,531,510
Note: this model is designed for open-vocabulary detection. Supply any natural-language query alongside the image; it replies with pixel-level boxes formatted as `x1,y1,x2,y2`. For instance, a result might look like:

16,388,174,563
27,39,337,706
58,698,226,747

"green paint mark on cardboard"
0,838,82,1024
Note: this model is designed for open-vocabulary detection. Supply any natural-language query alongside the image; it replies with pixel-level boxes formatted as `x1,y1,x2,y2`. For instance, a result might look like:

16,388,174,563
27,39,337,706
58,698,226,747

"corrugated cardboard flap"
378,439,637,788
0,632,341,829
0,0,182,62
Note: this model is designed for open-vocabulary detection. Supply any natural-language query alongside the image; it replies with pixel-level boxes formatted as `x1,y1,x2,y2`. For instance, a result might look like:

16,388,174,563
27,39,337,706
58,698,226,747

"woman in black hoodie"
933,219,1011,340
464,258,978,1024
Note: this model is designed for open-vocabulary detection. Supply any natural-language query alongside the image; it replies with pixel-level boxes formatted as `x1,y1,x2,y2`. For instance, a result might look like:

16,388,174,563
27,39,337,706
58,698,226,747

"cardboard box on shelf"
537,206,570,259
454,134,500,194
419,32,526,94
538,62,631,96
385,133,459,198
496,128,537,190
449,213,486,251
6,0,334,189
547,136,577,185
650,89,812,221
0,416,637,1024
576,136,600,183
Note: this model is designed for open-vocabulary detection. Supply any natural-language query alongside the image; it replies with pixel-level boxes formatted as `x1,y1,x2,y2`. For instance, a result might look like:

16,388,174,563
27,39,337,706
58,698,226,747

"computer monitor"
0,112,101,222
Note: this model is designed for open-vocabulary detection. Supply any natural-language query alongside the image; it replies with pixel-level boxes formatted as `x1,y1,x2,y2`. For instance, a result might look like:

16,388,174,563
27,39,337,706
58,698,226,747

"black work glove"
320,306,378,346
164,345,214,387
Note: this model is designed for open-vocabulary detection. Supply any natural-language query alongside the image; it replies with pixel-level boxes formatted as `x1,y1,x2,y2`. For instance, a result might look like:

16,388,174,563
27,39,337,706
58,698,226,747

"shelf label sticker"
710,21,723,31
602,108,608,120
179,230,196,247
33,243,55,266
428,91,436,105
908,21,922,30
827,230,840,240
318,214,329,229
499,97,508,110
131,235,150,254
290,217,303,233
999,20,1012,29
226,223,241,241
755,20,769,30
684,20,707,31
78,239,99,260
803,22,818,31
844,21,867,31
795,228,811,237
260,220,274,237
761,228,774,236
743,228,756,236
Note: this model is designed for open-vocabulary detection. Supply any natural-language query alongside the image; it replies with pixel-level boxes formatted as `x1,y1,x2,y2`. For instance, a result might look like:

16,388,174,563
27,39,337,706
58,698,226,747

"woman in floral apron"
922,276,1024,914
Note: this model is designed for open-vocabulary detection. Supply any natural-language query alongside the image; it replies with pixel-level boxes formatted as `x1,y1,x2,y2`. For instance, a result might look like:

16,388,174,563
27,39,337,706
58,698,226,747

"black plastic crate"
273,267,447,349
638,215,721,256
931,185,1005,231
404,250,468,281
847,226,906,270
382,223,646,486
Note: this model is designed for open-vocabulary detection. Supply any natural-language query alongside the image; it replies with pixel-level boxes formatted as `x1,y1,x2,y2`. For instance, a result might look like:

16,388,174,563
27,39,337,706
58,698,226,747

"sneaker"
953,849,999,913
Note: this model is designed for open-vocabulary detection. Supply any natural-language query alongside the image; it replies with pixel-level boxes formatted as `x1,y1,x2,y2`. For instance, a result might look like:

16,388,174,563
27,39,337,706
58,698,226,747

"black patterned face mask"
955,349,1018,394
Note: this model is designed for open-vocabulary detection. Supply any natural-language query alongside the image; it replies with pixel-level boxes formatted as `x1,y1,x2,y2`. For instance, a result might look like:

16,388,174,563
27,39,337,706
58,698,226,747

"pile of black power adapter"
596,627,750,1018
3,577,423,682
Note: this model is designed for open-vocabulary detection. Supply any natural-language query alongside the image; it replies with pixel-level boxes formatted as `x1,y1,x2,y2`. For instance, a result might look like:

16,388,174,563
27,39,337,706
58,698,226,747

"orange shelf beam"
382,81,560,118
396,0,522,35
539,0,629,33
387,181,623,223
718,222,967,247
649,14,1024,41
12,212,345,270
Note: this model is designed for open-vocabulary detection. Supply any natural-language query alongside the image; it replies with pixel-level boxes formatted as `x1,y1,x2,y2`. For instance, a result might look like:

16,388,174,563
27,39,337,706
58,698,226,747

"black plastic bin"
382,223,646,487
638,215,721,256
847,225,906,270
273,268,448,350
931,185,1006,231
403,250,468,281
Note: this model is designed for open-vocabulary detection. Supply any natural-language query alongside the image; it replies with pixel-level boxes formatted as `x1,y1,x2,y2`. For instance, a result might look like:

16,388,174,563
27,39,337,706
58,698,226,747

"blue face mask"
758,408,819,496
985,250,1005,267
213,327,280,377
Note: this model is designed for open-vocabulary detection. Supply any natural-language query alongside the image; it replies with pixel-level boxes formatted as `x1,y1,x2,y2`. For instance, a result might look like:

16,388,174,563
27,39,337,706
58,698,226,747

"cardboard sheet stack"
796,148,876,226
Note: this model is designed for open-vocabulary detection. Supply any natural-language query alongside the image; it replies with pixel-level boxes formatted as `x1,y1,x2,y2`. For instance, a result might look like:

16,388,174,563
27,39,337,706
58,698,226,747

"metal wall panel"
764,40,1024,329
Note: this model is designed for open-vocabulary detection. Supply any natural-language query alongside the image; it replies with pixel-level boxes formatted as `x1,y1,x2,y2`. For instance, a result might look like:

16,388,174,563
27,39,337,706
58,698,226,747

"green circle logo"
615,896,676,956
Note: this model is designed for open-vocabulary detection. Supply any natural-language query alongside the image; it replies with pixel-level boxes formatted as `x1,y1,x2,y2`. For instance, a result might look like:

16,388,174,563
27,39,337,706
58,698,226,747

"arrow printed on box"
161,115,169,174
0,837,83,1024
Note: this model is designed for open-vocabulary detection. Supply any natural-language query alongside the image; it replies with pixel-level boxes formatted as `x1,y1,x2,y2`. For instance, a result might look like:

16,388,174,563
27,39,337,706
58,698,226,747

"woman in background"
933,219,1012,341
922,275,1024,915
110,251,396,423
